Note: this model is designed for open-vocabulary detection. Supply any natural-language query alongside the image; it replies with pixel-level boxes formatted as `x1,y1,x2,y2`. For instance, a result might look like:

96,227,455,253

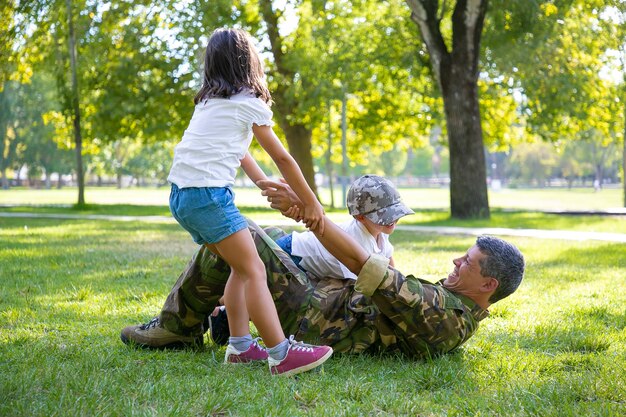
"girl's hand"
281,205,302,222
303,202,325,235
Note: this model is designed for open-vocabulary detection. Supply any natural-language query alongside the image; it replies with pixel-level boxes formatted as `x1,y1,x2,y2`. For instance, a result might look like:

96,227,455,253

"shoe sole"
226,357,268,364
120,332,203,350
273,348,333,377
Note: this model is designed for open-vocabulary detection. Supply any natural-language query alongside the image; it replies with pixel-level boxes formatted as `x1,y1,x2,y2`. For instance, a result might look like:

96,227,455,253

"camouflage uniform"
160,220,489,359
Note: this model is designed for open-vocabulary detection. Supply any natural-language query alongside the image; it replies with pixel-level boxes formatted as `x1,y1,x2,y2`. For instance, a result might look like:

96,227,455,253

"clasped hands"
256,179,324,234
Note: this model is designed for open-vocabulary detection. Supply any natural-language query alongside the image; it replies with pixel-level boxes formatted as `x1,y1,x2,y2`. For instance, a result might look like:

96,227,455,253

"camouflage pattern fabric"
346,175,414,226
159,219,489,359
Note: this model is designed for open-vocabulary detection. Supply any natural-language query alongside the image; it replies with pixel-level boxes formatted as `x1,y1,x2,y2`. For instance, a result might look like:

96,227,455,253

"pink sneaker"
224,339,269,364
268,336,333,377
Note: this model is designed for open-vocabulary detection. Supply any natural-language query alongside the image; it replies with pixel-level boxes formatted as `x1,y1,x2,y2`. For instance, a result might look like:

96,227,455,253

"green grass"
2,185,626,233
1,216,625,416
1,185,624,211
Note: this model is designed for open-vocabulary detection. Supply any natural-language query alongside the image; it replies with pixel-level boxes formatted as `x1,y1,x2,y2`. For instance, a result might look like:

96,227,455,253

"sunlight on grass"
1,216,625,415
3,187,625,236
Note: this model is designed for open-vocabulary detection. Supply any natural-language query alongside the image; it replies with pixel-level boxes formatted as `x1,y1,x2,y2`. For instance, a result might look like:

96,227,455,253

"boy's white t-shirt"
167,90,273,188
290,218,394,280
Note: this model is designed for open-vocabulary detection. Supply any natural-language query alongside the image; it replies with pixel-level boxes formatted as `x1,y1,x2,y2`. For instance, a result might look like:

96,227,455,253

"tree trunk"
1,168,7,189
0,122,19,190
66,0,85,205
595,164,603,190
44,169,51,189
407,0,490,218
326,103,335,208
258,0,319,198
442,71,490,218
279,122,317,194
340,92,349,208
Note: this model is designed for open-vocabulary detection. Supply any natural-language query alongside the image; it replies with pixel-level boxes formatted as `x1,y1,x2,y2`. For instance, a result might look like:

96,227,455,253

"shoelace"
251,337,265,349
288,335,314,352
142,317,159,330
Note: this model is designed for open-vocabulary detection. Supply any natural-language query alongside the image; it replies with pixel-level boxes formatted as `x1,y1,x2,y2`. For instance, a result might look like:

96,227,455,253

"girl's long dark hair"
194,28,271,105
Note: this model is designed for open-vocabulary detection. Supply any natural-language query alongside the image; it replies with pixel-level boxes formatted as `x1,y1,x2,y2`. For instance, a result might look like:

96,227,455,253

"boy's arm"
252,124,324,233
240,152,268,188
389,255,395,268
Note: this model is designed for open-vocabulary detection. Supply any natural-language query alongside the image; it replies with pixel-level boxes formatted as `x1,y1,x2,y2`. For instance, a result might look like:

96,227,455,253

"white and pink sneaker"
224,339,269,364
268,336,333,377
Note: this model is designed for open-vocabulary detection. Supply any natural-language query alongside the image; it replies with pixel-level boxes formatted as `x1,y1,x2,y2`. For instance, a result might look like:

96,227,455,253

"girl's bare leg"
223,271,251,337
212,229,285,348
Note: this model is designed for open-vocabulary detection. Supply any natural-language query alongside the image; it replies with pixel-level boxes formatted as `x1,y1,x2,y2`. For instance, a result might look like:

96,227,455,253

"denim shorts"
169,184,248,245
275,233,306,271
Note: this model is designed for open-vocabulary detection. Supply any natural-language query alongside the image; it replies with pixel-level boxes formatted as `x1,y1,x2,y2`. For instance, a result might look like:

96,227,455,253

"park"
2,0,626,416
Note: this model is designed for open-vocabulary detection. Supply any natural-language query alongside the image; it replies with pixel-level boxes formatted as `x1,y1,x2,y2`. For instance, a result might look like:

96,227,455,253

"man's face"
443,245,491,295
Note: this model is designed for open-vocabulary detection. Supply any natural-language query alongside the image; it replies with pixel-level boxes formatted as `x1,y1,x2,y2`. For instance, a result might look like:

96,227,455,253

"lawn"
1,185,624,211
1,216,624,416
2,186,625,233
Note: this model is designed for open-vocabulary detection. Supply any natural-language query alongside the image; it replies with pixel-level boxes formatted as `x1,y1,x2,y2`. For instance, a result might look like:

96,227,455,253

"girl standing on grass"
167,28,332,376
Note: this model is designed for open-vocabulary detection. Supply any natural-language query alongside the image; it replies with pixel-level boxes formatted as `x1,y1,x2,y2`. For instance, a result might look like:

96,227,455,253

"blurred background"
1,0,624,216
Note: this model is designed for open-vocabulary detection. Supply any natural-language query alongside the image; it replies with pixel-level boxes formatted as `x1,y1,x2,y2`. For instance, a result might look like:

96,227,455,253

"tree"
506,141,558,187
405,0,490,218
12,0,216,198
1,1,26,189
602,0,626,205
257,0,319,195
485,1,625,200
0,82,21,189
64,0,85,204
15,73,74,188
258,0,436,201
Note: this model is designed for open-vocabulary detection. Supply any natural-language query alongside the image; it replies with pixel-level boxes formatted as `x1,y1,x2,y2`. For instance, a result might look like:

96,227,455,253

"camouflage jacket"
160,221,489,359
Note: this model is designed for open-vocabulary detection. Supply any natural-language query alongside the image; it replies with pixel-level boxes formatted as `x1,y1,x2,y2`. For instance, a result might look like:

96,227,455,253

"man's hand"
257,178,304,213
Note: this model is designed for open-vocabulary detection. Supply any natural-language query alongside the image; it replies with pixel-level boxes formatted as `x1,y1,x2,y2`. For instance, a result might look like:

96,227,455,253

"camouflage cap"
347,175,414,226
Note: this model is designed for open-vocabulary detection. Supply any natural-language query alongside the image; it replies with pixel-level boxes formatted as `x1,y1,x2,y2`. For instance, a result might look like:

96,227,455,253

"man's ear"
481,277,499,293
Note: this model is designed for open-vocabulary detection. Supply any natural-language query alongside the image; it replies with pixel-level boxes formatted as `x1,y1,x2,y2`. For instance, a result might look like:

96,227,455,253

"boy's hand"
281,205,302,222
303,203,325,235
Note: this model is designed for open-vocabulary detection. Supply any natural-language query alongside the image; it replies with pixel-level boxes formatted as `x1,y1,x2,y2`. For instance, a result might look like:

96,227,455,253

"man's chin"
443,273,459,289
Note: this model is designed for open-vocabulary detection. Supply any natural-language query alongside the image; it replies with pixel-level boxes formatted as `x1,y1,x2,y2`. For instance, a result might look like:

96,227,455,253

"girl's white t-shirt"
290,218,394,280
168,90,273,188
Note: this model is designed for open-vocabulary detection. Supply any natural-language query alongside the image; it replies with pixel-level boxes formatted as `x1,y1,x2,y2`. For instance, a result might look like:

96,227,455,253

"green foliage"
4,0,626,209
502,139,621,187
275,0,437,161
485,1,624,145
506,141,558,187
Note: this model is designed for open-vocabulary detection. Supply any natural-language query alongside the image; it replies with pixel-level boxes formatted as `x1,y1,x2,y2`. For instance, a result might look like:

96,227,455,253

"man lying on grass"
121,180,525,359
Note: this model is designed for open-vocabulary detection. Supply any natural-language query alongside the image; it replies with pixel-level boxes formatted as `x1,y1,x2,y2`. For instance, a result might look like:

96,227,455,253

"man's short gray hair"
476,236,525,303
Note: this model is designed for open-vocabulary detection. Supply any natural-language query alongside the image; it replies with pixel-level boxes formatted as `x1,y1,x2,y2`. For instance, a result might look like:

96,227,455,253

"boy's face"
357,215,397,236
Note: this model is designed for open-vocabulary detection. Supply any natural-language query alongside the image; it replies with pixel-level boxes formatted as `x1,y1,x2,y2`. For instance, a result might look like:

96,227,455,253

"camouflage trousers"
159,221,317,340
